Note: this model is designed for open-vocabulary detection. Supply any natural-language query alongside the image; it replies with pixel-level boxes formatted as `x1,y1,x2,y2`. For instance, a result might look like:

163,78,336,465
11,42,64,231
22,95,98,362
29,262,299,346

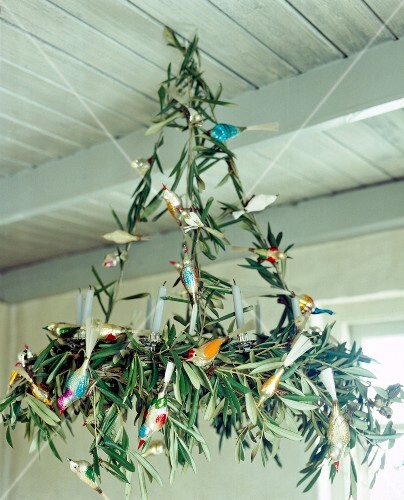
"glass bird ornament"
8,345,34,389
97,323,129,342
103,230,151,244
180,248,200,333
130,156,152,175
183,106,203,126
186,338,227,367
68,459,109,499
103,250,128,268
257,335,313,407
44,321,128,343
232,246,287,264
138,362,175,449
319,368,350,472
162,185,183,225
44,322,81,337
10,364,52,407
57,318,100,413
209,122,278,142
17,344,34,367
180,210,224,239
141,440,165,458
299,294,334,315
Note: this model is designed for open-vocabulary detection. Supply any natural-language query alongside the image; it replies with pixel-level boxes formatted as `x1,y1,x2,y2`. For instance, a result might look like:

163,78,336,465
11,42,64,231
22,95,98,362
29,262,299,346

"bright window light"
350,322,404,500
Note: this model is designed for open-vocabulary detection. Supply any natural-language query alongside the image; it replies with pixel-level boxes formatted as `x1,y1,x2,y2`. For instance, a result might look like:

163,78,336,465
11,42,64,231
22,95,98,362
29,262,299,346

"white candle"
76,290,83,325
291,295,301,320
232,282,244,329
145,295,153,330
255,302,263,334
151,283,167,333
83,289,94,321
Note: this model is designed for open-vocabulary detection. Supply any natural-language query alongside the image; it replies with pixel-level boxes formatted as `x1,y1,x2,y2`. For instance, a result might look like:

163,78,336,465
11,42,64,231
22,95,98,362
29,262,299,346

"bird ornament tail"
232,194,278,219
283,334,313,368
245,122,279,132
319,367,337,401
180,210,225,240
257,335,313,407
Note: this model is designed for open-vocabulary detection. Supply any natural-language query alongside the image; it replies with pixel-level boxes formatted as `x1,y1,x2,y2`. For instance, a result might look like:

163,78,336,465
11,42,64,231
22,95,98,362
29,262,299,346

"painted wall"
1,228,404,500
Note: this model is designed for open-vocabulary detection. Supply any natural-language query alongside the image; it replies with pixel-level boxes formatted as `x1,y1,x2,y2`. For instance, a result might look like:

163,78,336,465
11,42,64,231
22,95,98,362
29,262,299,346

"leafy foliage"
1,26,403,500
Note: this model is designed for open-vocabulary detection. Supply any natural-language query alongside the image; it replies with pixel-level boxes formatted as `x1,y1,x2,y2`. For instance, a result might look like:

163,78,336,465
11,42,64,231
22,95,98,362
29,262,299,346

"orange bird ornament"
186,338,227,367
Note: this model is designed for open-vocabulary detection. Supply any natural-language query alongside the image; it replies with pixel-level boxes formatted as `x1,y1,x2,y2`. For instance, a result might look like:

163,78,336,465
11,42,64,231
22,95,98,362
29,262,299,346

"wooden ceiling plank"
44,209,123,240
209,0,343,72
0,89,107,147
254,142,344,195
1,0,165,99
0,92,105,149
0,154,31,168
0,114,84,157
0,86,104,135
363,109,404,155
0,22,154,123
235,148,318,200
131,0,297,86
326,121,404,179
0,136,54,164
52,0,252,96
292,133,373,186
0,162,29,177
288,0,394,54
0,59,137,133
4,216,102,249
284,145,363,192
365,0,404,37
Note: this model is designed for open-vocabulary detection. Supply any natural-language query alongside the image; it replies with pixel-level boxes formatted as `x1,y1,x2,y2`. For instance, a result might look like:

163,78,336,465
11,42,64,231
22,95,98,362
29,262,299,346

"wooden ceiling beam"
2,180,404,303
2,37,404,226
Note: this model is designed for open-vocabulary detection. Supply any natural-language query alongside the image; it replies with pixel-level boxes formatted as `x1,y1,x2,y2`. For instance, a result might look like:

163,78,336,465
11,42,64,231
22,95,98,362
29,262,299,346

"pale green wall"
1,228,404,500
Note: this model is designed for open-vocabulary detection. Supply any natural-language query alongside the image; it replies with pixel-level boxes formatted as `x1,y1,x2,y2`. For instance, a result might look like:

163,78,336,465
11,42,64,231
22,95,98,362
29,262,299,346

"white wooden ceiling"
1,0,404,279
